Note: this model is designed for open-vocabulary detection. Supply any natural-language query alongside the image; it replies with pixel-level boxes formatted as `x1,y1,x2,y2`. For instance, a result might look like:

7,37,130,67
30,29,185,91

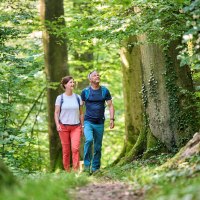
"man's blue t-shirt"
81,86,112,124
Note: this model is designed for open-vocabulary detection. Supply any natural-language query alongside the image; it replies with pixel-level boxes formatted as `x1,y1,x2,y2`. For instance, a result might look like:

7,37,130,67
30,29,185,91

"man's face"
90,71,100,83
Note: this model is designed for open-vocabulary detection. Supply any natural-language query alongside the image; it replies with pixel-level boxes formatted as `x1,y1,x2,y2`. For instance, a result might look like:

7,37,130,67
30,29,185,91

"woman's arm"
80,105,84,125
54,105,62,132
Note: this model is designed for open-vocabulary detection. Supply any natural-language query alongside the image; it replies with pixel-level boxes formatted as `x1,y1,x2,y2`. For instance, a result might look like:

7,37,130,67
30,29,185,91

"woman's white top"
55,93,83,125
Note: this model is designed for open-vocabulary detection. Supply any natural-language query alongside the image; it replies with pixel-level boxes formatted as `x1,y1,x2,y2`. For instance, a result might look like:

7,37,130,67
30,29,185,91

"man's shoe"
82,168,91,176
91,169,100,175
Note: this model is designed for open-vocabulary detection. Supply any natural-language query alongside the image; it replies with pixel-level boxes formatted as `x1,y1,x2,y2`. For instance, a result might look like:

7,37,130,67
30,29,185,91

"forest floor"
72,179,144,200
1,134,199,200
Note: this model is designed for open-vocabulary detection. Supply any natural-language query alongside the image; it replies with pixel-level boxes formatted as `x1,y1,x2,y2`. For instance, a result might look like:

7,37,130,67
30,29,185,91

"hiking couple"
54,71,115,174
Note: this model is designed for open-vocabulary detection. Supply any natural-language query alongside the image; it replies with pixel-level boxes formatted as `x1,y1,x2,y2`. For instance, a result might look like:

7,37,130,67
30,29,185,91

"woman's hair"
61,76,73,89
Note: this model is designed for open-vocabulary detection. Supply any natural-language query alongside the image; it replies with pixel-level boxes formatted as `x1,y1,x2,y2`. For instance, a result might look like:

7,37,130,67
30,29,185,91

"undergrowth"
96,153,200,200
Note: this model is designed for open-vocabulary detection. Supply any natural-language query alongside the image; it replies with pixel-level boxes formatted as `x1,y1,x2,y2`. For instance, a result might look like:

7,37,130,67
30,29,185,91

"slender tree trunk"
74,50,94,160
40,0,68,171
74,50,94,89
71,2,94,160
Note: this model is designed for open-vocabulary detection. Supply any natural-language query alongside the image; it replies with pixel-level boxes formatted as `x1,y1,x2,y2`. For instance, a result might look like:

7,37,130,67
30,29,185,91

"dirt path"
72,181,144,200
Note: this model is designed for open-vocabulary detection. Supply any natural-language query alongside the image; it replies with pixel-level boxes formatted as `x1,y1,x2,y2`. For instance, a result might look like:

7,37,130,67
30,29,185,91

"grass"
148,175,200,200
0,171,89,200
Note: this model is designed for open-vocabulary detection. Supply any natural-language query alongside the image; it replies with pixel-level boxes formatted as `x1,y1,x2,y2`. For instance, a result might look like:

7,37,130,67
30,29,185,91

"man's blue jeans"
83,121,104,171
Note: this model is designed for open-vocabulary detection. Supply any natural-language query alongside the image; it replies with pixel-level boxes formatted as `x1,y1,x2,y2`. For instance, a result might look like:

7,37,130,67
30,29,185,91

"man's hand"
107,100,115,129
110,119,114,129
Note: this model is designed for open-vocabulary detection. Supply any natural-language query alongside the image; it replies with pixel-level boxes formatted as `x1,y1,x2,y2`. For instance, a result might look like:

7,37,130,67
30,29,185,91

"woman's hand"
56,124,62,132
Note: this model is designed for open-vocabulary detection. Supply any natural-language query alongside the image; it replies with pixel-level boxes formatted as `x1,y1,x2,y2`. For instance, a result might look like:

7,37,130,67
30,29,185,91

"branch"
19,87,46,130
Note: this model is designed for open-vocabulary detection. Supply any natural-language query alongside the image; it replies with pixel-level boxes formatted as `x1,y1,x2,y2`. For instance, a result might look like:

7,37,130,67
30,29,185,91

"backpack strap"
59,94,64,121
84,86,107,100
101,86,107,99
84,86,91,100
60,93,80,113
60,94,64,110
75,94,80,109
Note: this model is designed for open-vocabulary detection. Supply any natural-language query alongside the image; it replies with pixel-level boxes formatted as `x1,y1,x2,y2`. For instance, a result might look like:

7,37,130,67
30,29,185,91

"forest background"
0,0,200,199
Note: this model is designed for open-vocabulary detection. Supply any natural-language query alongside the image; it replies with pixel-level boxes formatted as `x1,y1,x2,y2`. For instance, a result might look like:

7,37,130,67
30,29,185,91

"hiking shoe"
82,168,91,176
91,169,100,175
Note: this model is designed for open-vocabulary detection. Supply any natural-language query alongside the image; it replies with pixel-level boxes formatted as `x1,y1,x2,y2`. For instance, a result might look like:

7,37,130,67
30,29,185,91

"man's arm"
106,100,115,129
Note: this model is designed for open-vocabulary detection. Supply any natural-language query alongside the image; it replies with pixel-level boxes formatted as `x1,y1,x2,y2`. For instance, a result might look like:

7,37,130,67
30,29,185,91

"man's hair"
88,70,97,80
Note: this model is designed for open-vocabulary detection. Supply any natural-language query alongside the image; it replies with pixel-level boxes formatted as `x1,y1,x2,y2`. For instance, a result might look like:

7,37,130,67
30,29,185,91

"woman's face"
64,79,75,90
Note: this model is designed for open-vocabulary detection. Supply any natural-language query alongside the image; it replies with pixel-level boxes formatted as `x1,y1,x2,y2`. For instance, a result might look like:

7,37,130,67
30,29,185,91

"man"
81,70,115,174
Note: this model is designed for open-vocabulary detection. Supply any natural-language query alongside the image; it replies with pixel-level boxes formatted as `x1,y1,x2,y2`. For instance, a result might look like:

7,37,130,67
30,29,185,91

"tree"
40,0,68,171
116,35,198,165
115,3,199,164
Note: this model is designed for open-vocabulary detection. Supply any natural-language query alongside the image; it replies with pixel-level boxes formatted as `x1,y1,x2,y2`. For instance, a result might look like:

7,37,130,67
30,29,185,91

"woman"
54,76,84,172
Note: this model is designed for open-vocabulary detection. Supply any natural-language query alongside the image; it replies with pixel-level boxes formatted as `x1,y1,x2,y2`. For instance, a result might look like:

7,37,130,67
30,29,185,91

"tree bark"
40,0,68,171
139,34,173,149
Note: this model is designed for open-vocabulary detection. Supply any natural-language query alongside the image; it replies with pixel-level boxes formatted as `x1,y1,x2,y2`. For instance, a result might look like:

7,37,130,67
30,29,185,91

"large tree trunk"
40,0,68,171
116,34,198,165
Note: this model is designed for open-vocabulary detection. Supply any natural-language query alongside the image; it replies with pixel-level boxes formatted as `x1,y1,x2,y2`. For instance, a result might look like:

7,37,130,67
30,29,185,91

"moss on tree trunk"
159,132,200,170
117,36,143,160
